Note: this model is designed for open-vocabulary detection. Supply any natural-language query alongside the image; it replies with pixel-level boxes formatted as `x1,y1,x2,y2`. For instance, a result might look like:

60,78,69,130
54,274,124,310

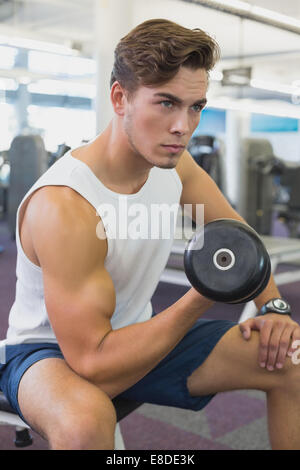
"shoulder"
28,186,96,226
26,186,107,262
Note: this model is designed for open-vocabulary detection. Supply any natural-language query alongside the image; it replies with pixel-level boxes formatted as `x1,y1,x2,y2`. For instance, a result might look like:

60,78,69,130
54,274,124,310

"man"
1,19,300,450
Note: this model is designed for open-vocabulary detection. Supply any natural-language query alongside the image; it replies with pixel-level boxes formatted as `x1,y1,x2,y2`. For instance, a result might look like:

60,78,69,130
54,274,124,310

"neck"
76,120,153,195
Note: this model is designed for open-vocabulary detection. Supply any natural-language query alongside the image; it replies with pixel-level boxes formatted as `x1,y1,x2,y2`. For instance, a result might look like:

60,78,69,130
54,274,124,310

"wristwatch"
260,298,292,317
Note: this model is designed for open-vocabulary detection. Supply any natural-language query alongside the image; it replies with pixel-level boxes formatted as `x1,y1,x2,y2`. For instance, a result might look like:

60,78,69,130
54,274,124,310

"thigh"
118,318,236,411
18,357,115,442
187,324,293,397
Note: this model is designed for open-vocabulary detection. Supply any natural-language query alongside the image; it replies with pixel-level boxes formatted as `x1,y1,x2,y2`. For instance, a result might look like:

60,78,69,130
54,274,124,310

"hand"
239,314,300,371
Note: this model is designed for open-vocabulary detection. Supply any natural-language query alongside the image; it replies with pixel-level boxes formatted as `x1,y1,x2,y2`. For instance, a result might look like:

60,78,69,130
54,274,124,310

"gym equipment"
275,163,300,238
7,135,48,239
48,143,71,167
239,138,279,235
161,224,300,319
184,219,271,304
188,135,224,192
0,151,9,221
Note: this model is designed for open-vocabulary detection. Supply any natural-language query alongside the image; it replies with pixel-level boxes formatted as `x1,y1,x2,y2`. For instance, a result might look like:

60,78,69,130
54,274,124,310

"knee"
272,355,300,394
49,391,117,450
53,413,116,450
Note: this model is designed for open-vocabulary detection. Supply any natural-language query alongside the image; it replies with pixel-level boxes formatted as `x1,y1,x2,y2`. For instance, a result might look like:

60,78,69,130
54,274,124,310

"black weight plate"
184,219,271,303
229,253,271,304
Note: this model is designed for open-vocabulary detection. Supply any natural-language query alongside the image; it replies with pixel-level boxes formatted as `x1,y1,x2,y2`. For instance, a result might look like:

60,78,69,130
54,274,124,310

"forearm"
254,274,281,311
82,288,213,398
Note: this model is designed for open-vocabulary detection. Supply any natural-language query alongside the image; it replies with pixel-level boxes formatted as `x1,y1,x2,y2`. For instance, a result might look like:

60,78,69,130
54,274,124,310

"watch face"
273,299,288,310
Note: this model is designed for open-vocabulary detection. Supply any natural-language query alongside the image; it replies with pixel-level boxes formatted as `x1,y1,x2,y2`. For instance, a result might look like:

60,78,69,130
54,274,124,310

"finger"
239,319,255,340
240,317,265,340
258,320,273,368
265,321,286,371
274,325,294,369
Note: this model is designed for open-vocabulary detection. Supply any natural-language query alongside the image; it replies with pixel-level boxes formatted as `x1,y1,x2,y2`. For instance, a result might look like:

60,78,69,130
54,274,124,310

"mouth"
161,145,185,154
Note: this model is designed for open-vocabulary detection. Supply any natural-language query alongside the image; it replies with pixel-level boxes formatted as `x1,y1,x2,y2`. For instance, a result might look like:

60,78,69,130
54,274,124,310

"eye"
192,104,203,113
160,100,174,109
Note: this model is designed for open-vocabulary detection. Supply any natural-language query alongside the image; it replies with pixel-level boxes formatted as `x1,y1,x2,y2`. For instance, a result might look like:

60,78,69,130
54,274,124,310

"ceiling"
0,0,300,107
1,0,299,54
0,0,95,51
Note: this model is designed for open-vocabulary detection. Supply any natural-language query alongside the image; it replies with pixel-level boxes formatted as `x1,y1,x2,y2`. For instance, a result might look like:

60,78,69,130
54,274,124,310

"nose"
169,110,190,136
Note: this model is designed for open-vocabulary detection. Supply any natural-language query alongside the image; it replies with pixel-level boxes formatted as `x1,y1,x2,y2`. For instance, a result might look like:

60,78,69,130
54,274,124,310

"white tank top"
3,150,182,346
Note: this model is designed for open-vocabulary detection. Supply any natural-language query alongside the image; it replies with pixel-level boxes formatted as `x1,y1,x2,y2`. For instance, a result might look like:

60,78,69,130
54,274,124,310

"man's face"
122,67,208,169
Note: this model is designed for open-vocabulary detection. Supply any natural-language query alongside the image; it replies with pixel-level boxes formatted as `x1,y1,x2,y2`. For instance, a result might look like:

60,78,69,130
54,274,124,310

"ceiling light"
209,96,300,119
211,74,300,99
212,0,251,12
187,1,300,33
251,79,300,96
0,35,79,56
251,6,300,29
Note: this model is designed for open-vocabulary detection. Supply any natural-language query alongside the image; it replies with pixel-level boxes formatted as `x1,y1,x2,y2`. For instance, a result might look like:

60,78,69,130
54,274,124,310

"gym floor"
1,218,300,450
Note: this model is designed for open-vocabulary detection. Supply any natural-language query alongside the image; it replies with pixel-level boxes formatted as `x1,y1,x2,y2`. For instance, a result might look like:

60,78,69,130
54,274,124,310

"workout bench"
0,391,142,449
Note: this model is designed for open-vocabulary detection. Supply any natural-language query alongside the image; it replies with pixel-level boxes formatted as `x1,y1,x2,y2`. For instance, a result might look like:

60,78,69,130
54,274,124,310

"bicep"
43,266,116,374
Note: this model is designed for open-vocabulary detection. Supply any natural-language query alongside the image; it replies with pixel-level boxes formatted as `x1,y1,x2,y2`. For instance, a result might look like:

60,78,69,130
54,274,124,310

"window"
28,105,96,152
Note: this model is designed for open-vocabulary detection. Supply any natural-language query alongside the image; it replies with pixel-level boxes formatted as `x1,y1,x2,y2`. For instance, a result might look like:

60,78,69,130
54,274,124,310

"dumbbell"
184,218,271,304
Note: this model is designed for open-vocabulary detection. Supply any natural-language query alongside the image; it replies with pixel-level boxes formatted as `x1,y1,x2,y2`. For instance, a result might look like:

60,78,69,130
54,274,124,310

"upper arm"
177,150,244,224
28,187,116,375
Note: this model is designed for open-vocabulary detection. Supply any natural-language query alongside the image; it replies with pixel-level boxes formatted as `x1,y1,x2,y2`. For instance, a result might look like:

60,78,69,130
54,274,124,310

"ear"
110,81,127,116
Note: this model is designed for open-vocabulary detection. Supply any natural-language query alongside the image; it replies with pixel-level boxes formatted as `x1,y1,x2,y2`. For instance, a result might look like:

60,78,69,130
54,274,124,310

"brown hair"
110,18,220,96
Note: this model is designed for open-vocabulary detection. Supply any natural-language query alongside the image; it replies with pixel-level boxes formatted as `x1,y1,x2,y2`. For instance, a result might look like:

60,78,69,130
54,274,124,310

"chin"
146,153,179,170
154,161,178,169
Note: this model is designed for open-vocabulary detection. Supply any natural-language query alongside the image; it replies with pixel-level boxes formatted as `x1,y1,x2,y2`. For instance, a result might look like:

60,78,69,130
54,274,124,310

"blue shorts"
0,318,236,426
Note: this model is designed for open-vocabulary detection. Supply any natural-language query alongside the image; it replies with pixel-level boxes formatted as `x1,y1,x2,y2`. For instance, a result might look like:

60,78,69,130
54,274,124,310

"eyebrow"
153,92,207,107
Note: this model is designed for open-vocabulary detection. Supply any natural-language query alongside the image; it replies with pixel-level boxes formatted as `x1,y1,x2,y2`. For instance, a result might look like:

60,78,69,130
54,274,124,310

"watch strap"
260,298,292,317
